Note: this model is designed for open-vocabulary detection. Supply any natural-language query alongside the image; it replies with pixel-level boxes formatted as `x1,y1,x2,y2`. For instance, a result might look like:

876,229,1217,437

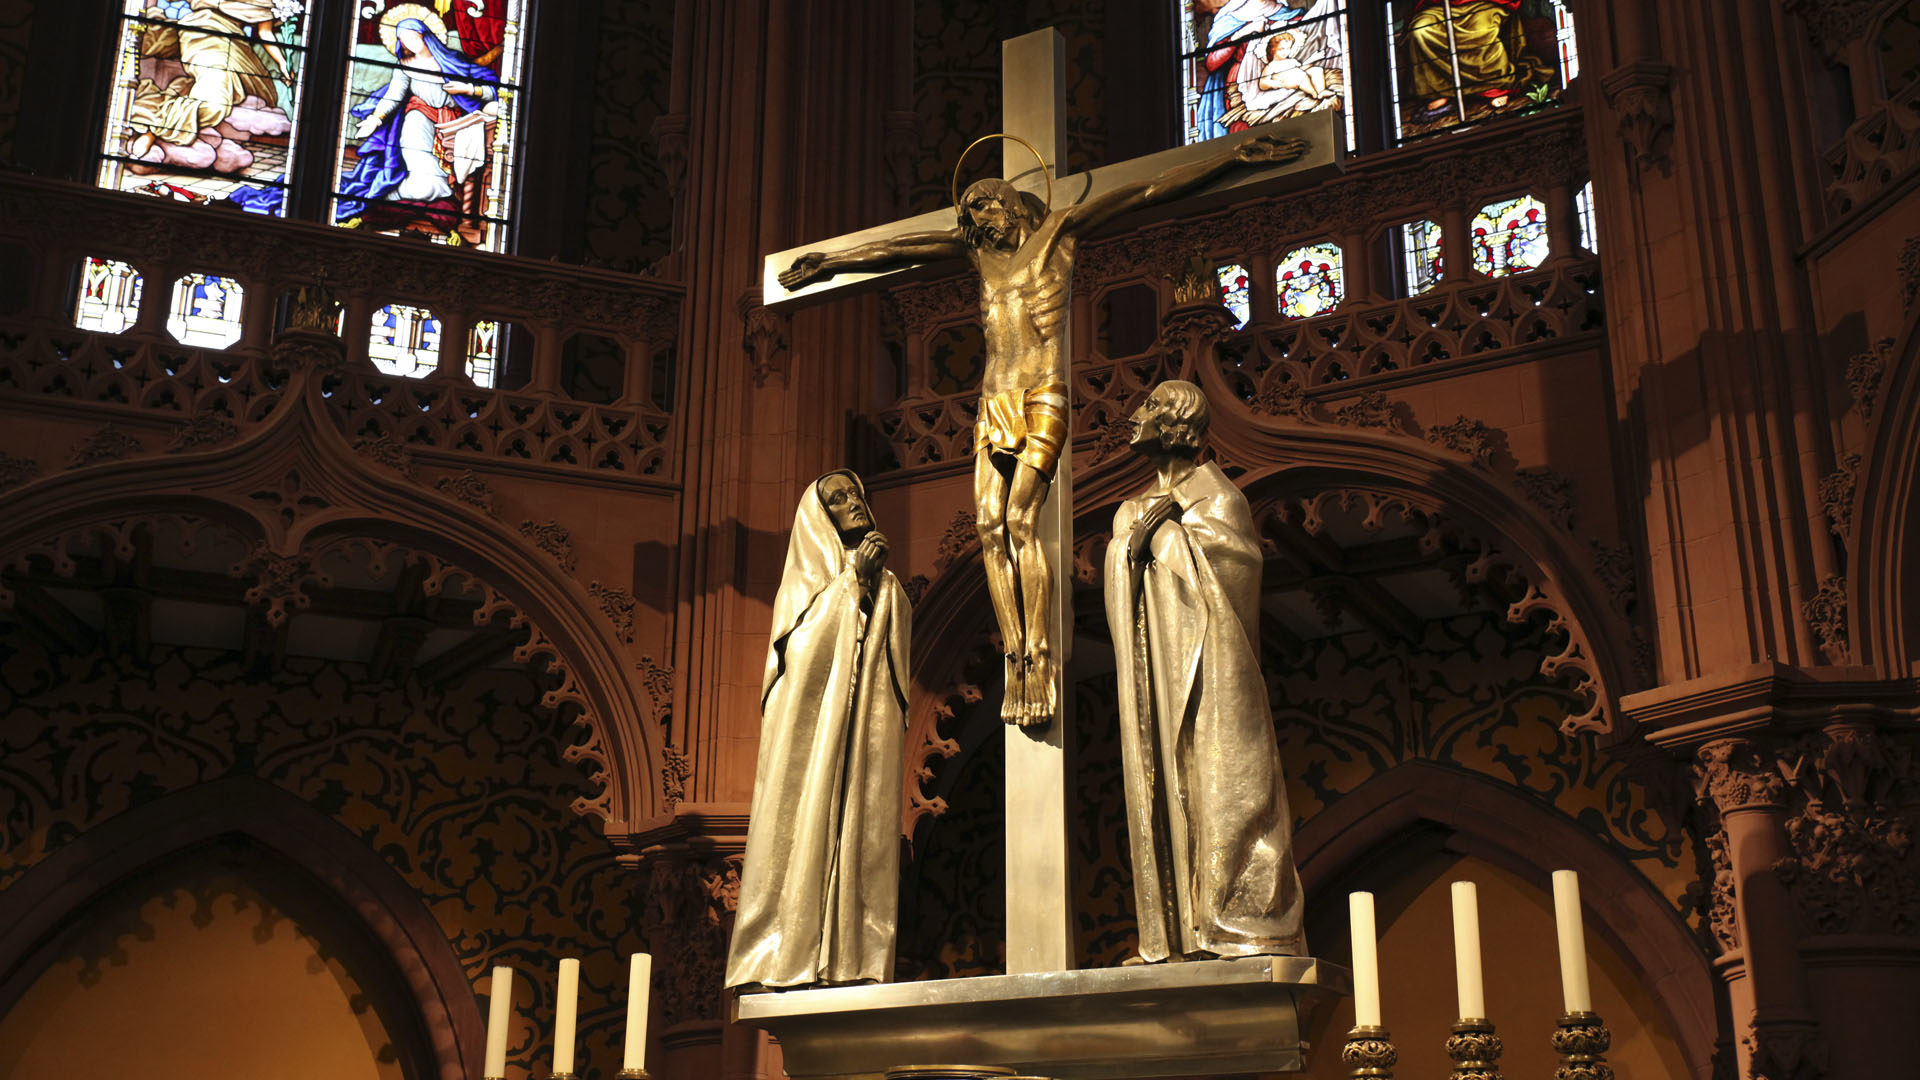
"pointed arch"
0,777,482,1080
1849,301,1920,673
0,355,663,832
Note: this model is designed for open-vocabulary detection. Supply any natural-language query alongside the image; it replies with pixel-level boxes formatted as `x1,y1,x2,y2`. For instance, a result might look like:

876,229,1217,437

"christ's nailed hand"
779,253,829,290
1235,134,1311,165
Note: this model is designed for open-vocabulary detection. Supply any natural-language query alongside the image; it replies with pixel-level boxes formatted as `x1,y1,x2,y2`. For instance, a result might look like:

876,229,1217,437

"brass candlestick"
1444,1018,1504,1080
1343,1025,1398,1079
1551,1011,1614,1080
616,1071,651,1079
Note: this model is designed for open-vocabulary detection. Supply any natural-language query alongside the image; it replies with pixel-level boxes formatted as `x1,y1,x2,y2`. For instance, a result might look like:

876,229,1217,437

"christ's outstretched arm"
779,230,970,290
1053,133,1311,241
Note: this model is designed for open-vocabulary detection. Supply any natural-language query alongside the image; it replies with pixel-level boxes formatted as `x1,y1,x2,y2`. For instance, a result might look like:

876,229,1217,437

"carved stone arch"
1292,760,1716,1080
0,777,483,1080
0,358,664,832
1850,302,1920,673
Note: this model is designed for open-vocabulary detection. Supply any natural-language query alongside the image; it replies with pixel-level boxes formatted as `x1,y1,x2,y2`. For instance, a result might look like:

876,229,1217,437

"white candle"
1553,870,1593,1013
623,952,653,1072
484,965,513,1079
553,958,581,1075
1450,881,1485,1020
1349,891,1382,1027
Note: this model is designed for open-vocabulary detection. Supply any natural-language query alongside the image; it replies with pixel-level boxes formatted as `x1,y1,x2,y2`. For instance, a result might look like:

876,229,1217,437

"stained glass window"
467,319,503,388
1217,263,1252,329
1386,1,1579,141
332,1,528,251
1276,242,1343,318
368,303,442,378
75,258,145,334
167,272,245,348
1576,179,1597,252
1470,194,1549,277
1179,1,1354,151
1401,220,1443,295
96,1,312,214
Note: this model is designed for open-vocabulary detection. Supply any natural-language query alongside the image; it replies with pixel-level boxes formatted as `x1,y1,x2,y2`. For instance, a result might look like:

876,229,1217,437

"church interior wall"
2,0,1919,1077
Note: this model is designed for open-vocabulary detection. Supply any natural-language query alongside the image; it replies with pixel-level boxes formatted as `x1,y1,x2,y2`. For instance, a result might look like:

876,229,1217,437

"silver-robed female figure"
725,470,912,991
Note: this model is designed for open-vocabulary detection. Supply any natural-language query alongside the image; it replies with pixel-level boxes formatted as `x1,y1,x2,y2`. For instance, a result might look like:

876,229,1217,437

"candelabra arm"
1552,1011,1614,1080
1344,1025,1398,1080
1444,1018,1505,1080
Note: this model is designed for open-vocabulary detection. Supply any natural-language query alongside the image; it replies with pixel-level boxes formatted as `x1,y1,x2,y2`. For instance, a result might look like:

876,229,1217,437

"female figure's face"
397,27,425,55
817,473,874,536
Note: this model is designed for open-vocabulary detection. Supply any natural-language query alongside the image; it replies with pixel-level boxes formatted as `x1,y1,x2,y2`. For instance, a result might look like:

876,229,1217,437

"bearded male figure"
1104,381,1304,962
780,133,1307,728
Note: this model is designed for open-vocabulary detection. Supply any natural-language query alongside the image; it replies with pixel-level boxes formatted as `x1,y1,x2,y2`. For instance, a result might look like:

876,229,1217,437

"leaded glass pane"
1401,220,1443,295
331,1,528,252
467,318,503,388
1386,0,1579,142
75,258,145,334
1179,2,1354,151
1471,194,1548,277
167,272,245,348
1576,179,1596,252
96,1,312,214
1217,263,1251,329
1276,242,1343,318
368,303,441,378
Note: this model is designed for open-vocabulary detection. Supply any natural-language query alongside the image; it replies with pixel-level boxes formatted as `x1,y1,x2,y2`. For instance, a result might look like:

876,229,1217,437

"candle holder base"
1445,1018,1504,1080
1551,1011,1614,1080
548,1074,579,1080
615,1071,652,1079
1343,1025,1398,1079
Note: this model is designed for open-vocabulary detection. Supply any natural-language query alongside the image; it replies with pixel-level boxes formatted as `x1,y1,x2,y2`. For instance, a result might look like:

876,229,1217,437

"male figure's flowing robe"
1104,461,1305,961
724,474,911,989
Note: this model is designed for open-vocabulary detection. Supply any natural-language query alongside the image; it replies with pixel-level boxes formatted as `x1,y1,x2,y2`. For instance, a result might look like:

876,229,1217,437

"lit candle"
484,965,514,1079
623,952,653,1073
1349,891,1382,1027
1450,881,1485,1020
553,958,581,1075
1553,870,1593,1014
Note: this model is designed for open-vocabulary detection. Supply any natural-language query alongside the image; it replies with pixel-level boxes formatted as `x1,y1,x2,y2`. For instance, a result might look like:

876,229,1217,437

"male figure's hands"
1127,495,1181,565
779,253,830,290
851,530,889,587
1235,134,1311,165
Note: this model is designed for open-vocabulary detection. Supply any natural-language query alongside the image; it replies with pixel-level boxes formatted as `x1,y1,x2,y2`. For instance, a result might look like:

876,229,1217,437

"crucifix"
762,29,1339,977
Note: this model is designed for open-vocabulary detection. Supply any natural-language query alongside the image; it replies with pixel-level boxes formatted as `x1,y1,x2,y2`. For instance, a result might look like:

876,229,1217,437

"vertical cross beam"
999,27,1073,976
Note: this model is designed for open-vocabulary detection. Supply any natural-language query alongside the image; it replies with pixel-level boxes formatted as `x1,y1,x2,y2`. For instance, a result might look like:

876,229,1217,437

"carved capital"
1695,739,1787,813
650,113,690,202
1773,723,1920,935
640,851,744,1026
1781,0,1881,60
1600,61,1675,176
1743,1019,1828,1080
1801,574,1850,664
739,286,792,389
1158,301,1237,354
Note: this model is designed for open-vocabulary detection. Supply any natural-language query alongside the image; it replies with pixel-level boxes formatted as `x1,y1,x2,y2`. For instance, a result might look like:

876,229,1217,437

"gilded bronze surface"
779,135,1308,730
1103,381,1306,961
724,471,913,991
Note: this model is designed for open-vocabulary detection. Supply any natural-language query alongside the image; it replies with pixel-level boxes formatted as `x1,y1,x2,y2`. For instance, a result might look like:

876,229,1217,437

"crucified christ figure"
779,132,1310,728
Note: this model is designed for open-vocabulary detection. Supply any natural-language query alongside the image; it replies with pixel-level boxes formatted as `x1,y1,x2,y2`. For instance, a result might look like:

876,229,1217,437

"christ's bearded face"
959,180,1027,251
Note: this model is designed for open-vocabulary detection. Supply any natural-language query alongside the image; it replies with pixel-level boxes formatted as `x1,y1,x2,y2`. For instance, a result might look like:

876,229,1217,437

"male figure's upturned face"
1128,386,1178,452
818,473,874,536
965,193,1021,251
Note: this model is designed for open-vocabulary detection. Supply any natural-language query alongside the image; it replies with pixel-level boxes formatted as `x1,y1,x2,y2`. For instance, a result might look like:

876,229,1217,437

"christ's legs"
1005,459,1054,726
974,450,1026,722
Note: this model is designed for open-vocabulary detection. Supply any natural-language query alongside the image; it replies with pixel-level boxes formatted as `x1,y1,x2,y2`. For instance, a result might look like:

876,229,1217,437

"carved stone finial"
1166,247,1223,307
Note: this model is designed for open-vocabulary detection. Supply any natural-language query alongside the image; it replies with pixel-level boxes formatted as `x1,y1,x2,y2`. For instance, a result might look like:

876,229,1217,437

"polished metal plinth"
732,955,1351,1080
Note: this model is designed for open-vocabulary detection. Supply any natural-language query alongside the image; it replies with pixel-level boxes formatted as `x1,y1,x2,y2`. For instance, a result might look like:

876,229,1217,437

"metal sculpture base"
733,954,1350,1080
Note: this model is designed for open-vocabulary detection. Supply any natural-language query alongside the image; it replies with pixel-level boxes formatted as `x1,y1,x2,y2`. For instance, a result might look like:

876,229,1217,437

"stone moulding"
0,345,665,830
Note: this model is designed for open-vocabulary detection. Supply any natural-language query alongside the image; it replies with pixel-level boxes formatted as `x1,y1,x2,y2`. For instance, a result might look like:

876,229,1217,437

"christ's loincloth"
975,379,1069,475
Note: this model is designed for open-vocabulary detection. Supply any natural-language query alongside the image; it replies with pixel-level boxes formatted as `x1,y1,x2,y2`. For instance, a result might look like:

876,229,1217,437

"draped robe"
1104,461,1305,961
724,475,911,989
